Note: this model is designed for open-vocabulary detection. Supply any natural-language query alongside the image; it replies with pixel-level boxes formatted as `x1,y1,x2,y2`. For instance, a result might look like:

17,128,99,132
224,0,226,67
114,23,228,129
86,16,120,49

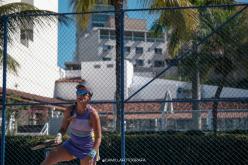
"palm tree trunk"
212,78,225,133
212,55,230,133
114,0,123,133
192,44,201,130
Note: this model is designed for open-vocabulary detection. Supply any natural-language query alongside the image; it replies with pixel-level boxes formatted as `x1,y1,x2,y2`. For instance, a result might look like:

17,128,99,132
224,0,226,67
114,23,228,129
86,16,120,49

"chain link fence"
1,2,248,165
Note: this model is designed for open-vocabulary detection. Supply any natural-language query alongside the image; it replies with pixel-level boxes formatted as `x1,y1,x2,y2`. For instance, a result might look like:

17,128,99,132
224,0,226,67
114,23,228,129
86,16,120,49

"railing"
40,123,49,135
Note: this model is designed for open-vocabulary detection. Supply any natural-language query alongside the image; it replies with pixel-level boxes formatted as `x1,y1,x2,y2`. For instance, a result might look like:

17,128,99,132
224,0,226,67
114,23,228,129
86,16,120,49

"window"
125,47,131,54
166,59,178,66
20,23,33,47
155,48,162,54
135,47,143,54
154,60,165,67
100,29,109,39
133,32,145,41
94,65,101,68
92,23,105,27
20,29,33,47
124,31,132,40
102,57,111,61
135,59,144,66
107,64,114,68
103,45,113,52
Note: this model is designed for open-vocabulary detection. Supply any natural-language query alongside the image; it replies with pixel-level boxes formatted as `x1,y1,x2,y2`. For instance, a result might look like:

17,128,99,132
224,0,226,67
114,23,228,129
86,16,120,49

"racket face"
31,139,55,151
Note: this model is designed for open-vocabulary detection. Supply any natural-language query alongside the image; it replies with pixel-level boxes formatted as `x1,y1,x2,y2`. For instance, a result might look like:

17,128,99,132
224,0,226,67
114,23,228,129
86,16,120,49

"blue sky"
58,0,248,68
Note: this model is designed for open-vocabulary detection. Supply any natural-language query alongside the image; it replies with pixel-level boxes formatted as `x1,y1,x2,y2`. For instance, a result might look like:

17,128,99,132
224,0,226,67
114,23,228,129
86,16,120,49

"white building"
0,0,61,97
55,60,133,101
66,16,173,78
55,60,248,101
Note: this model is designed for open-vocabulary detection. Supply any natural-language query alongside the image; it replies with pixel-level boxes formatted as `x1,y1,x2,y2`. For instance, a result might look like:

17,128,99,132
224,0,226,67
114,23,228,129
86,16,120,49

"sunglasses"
76,89,90,96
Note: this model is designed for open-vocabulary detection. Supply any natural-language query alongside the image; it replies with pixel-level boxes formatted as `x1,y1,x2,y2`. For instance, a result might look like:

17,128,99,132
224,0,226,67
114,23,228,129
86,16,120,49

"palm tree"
179,4,248,132
139,0,201,130
0,2,68,74
70,0,124,132
139,0,235,130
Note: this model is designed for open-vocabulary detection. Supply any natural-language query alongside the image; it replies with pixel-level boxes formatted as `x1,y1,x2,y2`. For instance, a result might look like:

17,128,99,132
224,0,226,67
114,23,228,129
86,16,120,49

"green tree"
180,5,248,132
70,0,124,132
0,2,68,74
140,0,235,130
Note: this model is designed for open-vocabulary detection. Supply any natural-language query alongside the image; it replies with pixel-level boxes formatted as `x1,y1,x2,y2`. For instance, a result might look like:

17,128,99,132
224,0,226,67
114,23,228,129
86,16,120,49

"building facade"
68,15,169,77
0,0,61,97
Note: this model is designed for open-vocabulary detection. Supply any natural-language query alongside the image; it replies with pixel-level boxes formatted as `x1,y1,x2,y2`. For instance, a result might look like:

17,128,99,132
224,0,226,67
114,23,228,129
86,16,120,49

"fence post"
120,8,126,165
1,15,9,165
192,42,201,130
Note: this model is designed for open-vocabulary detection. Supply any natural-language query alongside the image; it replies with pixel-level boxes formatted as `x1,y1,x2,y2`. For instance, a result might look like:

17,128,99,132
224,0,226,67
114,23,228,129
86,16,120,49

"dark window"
154,60,164,67
136,47,143,54
133,32,145,41
102,57,111,61
107,64,114,68
136,59,144,66
103,45,113,52
94,65,101,68
166,59,178,66
20,29,33,47
155,48,162,54
92,23,105,27
125,47,131,54
100,29,109,39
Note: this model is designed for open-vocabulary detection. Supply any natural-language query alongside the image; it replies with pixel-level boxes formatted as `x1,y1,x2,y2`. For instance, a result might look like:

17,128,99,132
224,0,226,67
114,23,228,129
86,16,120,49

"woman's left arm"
90,108,102,150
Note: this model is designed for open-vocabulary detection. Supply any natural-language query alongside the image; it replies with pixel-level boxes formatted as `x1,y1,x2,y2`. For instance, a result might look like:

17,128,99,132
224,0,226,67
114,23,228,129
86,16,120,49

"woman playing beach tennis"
41,81,102,165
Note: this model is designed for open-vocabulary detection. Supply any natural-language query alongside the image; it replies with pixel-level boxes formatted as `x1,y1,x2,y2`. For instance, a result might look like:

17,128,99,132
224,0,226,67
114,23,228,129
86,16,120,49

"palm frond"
0,2,70,73
0,49,20,74
69,0,97,30
0,3,70,45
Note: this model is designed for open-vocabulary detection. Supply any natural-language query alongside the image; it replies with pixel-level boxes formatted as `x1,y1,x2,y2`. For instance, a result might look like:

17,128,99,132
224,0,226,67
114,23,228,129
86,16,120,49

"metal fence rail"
1,2,248,165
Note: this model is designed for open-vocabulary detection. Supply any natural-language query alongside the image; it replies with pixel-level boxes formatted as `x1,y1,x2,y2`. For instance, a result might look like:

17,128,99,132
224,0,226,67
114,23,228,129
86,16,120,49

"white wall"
55,60,133,101
0,0,60,97
129,76,248,101
34,0,58,12
80,60,133,101
54,82,78,100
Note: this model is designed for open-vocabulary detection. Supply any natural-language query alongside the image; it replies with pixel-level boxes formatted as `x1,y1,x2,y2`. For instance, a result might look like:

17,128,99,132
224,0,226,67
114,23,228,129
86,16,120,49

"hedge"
1,132,248,164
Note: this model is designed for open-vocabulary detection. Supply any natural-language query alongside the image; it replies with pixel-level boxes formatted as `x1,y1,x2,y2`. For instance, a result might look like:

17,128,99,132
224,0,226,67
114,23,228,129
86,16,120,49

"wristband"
88,149,97,158
57,132,62,137
56,132,62,142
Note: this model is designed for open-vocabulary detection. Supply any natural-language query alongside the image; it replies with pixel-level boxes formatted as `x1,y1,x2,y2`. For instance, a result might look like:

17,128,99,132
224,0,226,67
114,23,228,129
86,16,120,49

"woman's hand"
55,133,62,144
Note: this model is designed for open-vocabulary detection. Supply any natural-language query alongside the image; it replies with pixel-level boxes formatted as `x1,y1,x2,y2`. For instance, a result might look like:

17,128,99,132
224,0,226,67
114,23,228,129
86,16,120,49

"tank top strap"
86,104,93,113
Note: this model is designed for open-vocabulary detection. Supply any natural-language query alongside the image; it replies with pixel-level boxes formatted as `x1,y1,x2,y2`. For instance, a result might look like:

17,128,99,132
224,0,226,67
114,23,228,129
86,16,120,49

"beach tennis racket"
31,139,58,151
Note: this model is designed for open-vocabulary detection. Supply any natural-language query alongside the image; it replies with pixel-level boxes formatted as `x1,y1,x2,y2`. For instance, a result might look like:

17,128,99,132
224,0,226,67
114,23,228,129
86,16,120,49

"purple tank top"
68,105,93,137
